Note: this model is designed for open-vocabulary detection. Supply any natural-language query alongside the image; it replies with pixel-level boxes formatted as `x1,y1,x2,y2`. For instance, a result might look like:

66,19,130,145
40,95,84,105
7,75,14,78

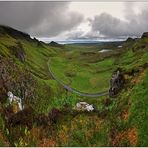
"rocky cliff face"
141,32,148,38
109,70,125,97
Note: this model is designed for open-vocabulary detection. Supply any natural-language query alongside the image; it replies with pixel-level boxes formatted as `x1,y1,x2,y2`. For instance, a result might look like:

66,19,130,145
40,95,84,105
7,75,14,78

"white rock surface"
85,104,94,111
118,45,122,48
75,102,94,112
7,91,24,110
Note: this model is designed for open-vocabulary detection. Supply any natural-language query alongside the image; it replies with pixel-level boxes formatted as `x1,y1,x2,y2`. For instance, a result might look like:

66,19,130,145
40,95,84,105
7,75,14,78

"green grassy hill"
0,25,147,146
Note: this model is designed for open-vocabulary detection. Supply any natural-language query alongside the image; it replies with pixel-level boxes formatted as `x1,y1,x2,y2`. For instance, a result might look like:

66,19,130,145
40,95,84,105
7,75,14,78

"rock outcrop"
33,37,44,47
7,91,24,111
109,70,125,97
49,41,64,48
141,32,148,38
75,102,94,112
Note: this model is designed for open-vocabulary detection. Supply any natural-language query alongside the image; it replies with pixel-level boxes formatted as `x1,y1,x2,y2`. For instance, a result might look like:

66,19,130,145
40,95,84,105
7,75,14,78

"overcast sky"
0,2,148,41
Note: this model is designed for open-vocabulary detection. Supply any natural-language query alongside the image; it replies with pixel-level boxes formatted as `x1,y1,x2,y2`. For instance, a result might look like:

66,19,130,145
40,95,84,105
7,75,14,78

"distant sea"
36,37,127,44
53,39,126,45
57,40,101,44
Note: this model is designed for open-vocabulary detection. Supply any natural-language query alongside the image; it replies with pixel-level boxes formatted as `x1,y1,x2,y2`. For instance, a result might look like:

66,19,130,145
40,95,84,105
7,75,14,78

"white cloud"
89,2,148,38
67,2,148,40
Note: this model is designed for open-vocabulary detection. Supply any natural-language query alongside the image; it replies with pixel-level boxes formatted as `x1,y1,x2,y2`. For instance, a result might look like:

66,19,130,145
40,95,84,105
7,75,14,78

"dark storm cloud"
89,3,148,38
0,2,84,37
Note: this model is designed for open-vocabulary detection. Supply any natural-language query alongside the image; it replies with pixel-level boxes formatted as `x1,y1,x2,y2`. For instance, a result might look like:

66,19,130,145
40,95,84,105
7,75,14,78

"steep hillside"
0,26,147,146
0,25,65,113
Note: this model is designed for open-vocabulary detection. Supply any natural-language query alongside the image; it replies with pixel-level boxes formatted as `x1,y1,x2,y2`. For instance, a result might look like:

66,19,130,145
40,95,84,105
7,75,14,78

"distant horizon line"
36,38,129,44
36,36,140,44
55,39,126,44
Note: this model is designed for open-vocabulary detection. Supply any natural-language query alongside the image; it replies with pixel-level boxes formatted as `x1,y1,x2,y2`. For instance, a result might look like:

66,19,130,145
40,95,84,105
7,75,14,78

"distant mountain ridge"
0,25,30,39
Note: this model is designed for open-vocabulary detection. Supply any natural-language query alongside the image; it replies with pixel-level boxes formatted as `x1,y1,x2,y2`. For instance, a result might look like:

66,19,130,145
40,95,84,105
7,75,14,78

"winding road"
47,59,109,97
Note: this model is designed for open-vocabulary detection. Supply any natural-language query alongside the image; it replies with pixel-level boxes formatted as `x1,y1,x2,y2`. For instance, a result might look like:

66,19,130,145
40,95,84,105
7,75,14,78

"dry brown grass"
112,127,137,146
128,128,138,146
131,69,146,84
121,110,129,121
